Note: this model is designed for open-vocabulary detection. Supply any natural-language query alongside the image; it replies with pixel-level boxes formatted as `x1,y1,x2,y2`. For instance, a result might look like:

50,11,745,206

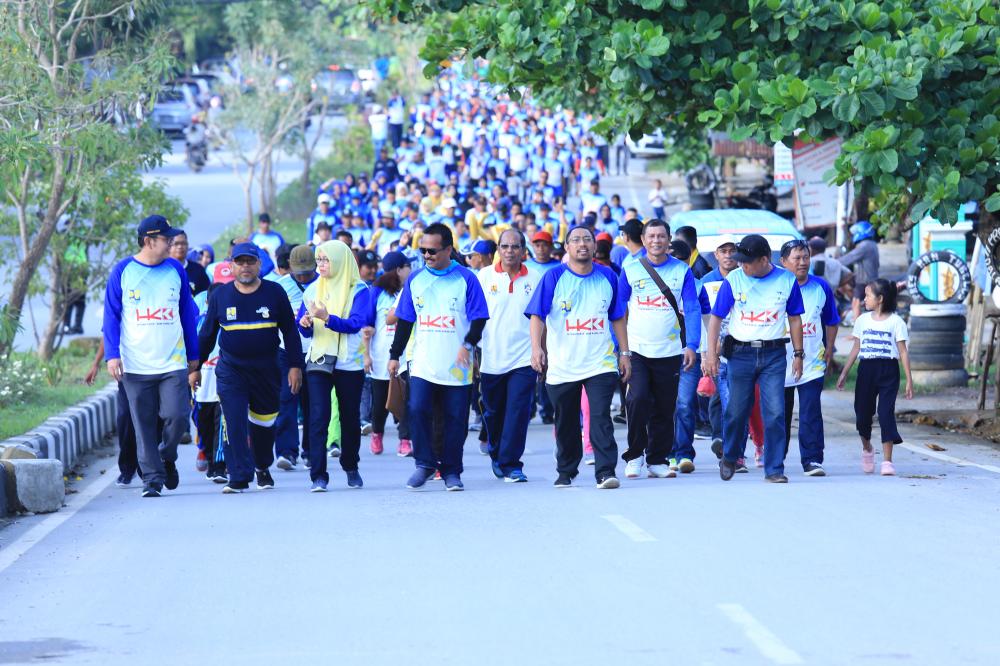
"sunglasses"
419,246,447,256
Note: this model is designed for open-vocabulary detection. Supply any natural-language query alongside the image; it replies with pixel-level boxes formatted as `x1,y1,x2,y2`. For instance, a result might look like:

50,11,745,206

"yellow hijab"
308,240,360,362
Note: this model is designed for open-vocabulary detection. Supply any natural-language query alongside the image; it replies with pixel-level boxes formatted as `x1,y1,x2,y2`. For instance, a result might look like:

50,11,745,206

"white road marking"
0,469,118,576
718,603,804,665
898,443,1000,475
601,514,656,542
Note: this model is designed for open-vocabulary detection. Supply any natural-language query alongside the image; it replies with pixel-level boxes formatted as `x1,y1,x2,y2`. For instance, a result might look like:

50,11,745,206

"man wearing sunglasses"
388,223,490,491
780,240,840,477
702,234,805,483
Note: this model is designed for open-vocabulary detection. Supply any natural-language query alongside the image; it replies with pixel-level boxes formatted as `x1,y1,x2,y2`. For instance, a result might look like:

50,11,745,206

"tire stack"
908,303,968,387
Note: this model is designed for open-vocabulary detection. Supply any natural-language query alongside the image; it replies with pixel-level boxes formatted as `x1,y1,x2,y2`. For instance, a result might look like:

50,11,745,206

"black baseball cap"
137,215,182,242
734,234,771,262
357,249,379,266
382,250,412,272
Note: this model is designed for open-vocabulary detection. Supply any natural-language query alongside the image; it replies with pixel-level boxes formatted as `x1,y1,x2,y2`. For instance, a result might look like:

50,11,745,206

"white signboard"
792,137,843,228
773,142,794,193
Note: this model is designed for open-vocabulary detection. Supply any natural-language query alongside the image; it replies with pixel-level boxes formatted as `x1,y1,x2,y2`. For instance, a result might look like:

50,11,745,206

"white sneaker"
647,464,677,478
624,457,645,479
275,456,295,471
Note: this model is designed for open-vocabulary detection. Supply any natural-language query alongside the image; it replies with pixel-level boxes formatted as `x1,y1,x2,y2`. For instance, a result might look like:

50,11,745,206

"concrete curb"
0,383,117,513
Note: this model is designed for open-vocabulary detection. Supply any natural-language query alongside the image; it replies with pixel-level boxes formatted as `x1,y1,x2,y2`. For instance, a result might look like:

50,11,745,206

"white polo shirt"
478,263,541,375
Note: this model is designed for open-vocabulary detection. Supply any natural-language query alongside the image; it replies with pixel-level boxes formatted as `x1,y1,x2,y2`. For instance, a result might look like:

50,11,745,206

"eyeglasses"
498,244,522,251
316,256,330,264
419,246,446,256
566,236,594,244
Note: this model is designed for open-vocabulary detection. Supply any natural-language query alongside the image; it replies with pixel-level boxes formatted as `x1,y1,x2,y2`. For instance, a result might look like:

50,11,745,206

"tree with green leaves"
0,0,181,359
377,0,1000,264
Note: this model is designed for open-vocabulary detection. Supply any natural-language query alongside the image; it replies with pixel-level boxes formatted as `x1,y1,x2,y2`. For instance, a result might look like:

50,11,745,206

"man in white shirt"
368,104,388,157
477,229,541,482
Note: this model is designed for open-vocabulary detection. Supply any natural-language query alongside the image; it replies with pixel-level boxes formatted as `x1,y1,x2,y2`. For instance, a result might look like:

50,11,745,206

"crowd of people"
98,73,914,497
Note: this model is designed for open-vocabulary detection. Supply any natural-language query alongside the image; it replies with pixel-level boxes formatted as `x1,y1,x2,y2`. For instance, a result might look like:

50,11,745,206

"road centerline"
718,603,804,665
601,514,657,542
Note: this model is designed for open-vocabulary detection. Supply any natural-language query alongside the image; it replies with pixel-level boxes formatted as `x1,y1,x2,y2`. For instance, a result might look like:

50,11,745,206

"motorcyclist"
185,113,208,170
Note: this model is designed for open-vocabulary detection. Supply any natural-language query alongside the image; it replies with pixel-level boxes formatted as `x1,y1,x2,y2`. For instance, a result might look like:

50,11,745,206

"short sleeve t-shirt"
617,256,697,358
712,266,804,341
698,268,729,355
370,288,398,381
786,275,841,386
852,312,908,360
478,264,541,375
524,264,625,384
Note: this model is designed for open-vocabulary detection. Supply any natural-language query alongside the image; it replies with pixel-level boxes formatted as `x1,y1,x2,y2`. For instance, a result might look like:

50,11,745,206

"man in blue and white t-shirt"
780,240,840,476
525,225,631,490
703,234,804,483
389,223,489,491
617,219,701,480
103,215,200,498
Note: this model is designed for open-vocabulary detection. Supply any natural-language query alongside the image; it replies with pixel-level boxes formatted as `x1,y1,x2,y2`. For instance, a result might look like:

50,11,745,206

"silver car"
151,85,198,136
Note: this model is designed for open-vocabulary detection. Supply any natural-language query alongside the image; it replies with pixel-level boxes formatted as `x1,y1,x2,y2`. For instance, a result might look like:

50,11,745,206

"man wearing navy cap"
463,239,496,272
193,242,304,493
103,215,201,498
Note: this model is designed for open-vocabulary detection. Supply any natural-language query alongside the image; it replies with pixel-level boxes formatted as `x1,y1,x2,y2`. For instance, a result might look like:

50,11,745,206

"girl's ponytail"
869,278,897,314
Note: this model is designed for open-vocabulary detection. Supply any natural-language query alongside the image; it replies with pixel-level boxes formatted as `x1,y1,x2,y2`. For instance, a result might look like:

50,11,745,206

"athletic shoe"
275,455,295,471
208,467,228,484
624,457,645,479
406,467,436,489
163,460,179,490
397,439,413,457
613,413,627,425
469,415,482,432
596,475,620,489
180,432,192,444
862,448,875,474
804,462,826,477
735,458,749,473
432,470,443,481
329,444,341,458
754,444,764,468
554,473,573,488
880,461,896,476
668,458,680,472
346,470,364,488
719,459,736,481
195,450,208,472
361,422,373,436
255,469,275,490
444,474,464,491
504,469,528,483
711,438,723,459
491,460,504,479
647,464,676,478
116,470,135,488
765,474,789,483
223,481,249,494
678,458,695,474
310,480,328,493
141,483,161,498
479,441,489,455
694,426,711,440
541,416,554,425
303,457,312,470
370,433,384,456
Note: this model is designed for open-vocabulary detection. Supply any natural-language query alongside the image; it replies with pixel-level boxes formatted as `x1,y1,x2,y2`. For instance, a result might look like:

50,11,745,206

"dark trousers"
276,348,309,462
388,123,403,149
115,381,140,476
536,376,553,420
722,346,787,476
216,361,280,484
624,353,680,465
409,377,469,476
371,374,410,439
120,369,188,487
196,400,224,474
307,369,365,482
481,366,537,474
615,145,629,175
854,359,902,444
63,296,85,330
547,372,619,481
783,377,825,468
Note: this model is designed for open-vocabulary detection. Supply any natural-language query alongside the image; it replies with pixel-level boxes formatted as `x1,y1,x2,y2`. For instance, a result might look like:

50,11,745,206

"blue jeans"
275,349,309,462
672,353,700,461
784,377,825,468
723,346,787,476
409,377,470,476
481,366,537,474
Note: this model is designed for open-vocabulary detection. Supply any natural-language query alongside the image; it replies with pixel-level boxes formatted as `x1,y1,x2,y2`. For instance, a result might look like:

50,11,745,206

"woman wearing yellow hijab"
297,240,373,492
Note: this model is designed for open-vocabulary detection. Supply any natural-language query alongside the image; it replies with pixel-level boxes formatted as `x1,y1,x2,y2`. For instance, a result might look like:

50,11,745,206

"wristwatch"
462,342,475,352
620,351,632,357
792,349,805,359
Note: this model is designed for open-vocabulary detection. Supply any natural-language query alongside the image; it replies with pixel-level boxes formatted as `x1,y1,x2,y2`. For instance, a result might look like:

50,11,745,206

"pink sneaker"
370,433,384,455
862,448,875,474
584,440,593,455
754,443,764,468
397,439,412,457
880,460,896,476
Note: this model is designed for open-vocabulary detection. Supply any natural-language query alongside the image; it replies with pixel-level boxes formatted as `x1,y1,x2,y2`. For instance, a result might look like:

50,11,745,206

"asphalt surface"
1,389,999,665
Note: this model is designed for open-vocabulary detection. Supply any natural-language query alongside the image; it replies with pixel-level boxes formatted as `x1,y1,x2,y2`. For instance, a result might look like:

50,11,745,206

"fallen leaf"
926,443,947,451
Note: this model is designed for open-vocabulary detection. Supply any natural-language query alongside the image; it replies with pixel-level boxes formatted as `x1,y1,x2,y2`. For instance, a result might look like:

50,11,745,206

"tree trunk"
38,257,65,362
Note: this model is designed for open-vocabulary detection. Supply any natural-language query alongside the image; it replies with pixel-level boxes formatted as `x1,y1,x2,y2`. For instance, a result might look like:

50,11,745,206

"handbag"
638,256,686,346
305,354,337,375
386,372,407,421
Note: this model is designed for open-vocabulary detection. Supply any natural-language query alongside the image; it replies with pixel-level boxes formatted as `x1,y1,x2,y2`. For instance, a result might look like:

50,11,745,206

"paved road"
2,390,999,665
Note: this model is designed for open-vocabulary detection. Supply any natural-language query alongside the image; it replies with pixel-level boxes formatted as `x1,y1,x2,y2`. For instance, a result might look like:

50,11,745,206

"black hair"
374,269,403,296
336,230,353,243
258,213,271,224
567,225,595,241
423,222,454,248
642,218,670,237
499,227,526,249
868,278,898,314
675,225,697,245
780,239,809,259
669,239,692,261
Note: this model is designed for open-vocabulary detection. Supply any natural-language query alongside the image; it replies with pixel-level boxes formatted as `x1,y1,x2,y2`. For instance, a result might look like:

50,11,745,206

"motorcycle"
725,175,778,212
184,118,208,172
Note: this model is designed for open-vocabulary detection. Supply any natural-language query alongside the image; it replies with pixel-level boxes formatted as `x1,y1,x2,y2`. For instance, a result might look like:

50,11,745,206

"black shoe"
164,460,179,490
711,438,723,460
554,473,573,488
803,462,826,477
719,459,736,481
141,483,162,498
765,474,789,483
116,470,136,488
613,413,627,425
735,460,749,473
541,416,554,425
223,480,250,494
255,469,275,490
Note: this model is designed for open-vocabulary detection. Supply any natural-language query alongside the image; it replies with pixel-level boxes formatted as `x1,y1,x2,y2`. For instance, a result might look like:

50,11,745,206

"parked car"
668,208,804,267
151,85,199,136
357,68,379,99
626,130,666,157
172,77,212,108
312,67,364,112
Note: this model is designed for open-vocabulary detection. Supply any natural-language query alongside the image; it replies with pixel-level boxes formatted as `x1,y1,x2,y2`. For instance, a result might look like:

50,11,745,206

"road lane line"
601,514,656,542
718,603,803,665
898,443,1000,475
0,469,117,576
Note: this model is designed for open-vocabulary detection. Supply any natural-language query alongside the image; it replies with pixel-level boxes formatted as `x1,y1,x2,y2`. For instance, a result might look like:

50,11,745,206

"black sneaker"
613,413,627,425
554,473,573,488
164,460,179,490
346,470,364,489
711,438,723,460
541,416,554,425
719,459,736,481
208,465,228,484
765,474,789,483
141,483,162,498
735,459,749,473
255,469,275,490
223,480,250,494
116,470,136,488
596,475,620,489
804,462,826,477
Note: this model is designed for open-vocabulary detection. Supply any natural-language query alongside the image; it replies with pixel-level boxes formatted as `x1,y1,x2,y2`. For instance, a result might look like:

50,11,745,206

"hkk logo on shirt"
636,295,667,309
564,318,605,334
802,322,818,336
739,310,779,324
135,307,175,322
418,315,456,330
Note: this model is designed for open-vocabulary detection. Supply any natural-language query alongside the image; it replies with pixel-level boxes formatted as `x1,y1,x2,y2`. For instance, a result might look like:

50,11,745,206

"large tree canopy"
378,0,1000,230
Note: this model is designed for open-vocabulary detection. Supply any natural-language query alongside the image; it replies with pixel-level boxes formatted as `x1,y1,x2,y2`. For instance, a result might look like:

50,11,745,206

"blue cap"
381,250,411,273
465,239,496,255
231,242,260,260
136,215,181,241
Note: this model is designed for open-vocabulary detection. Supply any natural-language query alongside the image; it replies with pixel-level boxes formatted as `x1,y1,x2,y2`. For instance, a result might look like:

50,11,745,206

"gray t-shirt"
811,254,848,288
839,239,879,284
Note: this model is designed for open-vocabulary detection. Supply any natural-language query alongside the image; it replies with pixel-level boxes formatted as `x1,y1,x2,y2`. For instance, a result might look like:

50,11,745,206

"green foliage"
375,0,1000,231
